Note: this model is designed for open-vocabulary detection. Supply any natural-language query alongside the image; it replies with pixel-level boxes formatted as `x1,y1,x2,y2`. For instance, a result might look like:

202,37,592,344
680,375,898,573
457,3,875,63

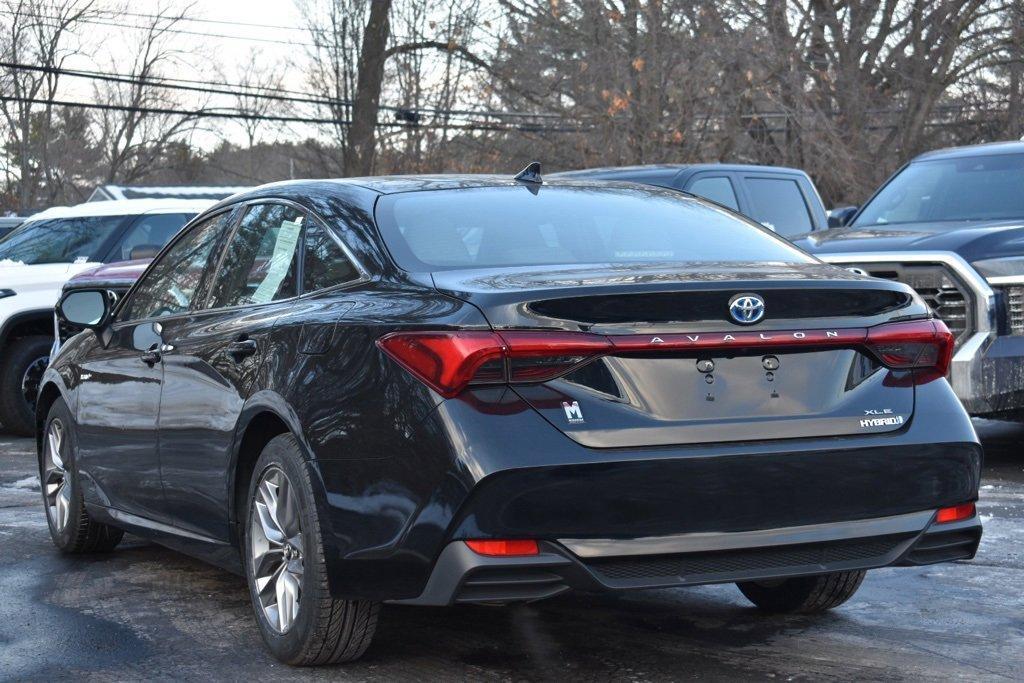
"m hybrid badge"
729,293,766,324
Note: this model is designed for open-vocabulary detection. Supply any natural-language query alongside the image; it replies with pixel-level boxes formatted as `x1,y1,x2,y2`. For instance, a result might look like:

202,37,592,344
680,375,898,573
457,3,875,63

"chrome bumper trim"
559,510,936,558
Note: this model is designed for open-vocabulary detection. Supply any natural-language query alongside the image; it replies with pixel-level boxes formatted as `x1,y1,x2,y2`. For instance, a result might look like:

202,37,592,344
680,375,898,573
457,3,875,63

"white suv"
0,199,213,435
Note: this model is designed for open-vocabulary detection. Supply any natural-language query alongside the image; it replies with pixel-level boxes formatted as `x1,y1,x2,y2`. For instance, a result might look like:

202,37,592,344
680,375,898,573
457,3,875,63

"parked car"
0,216,24,239
795,140,1024,419
0,199,212,435
551,163,829,237
43,170,981,665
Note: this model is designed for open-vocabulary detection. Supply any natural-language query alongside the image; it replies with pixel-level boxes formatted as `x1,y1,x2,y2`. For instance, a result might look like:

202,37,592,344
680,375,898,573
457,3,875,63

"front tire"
244,434,379,665
39,398,124,553
737,570,866,613
0,335,52,436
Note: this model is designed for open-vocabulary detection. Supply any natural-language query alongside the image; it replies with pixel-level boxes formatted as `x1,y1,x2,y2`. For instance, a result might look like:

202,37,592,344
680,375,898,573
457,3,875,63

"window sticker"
251,217,302,304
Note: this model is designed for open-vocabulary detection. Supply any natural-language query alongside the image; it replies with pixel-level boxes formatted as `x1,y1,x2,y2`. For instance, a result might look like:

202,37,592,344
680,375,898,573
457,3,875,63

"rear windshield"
0,215,128,265
855,153,1024,226
375,185,813,272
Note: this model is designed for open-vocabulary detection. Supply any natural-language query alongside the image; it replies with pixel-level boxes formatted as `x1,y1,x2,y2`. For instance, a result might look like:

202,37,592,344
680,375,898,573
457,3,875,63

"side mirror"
827,206,858,228
57,289,115,331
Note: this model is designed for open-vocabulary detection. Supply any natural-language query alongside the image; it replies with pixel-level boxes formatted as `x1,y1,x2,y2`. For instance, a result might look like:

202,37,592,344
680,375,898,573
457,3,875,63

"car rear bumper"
311,376,982,602
395,512,982,605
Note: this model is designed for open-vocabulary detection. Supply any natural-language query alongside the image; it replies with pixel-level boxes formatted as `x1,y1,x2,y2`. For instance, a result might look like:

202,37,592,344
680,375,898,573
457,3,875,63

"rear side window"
302,220,360,292
687,176,739,211
743,178,814,236
115,213,193,261
375,185,812,272
207,203,303,309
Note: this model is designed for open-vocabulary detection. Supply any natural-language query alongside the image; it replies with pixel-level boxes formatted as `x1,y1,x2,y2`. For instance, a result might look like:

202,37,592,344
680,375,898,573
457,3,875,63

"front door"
77,208,238,524
156,202,305,541
76,320,165,521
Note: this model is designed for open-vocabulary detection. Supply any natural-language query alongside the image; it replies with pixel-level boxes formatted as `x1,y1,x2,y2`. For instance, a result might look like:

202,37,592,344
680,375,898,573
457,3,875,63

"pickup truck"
551,163,829,237
795,140,1024,419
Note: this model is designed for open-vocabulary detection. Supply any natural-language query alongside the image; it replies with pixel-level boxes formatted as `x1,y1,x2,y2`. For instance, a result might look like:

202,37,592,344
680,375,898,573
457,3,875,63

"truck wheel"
737,570,866,613
244,434,379,665
0,335,52,436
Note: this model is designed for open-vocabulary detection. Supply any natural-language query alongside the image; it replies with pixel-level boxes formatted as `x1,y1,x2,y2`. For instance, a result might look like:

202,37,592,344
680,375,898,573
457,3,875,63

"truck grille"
840,263,972,344
1006,286,1024,336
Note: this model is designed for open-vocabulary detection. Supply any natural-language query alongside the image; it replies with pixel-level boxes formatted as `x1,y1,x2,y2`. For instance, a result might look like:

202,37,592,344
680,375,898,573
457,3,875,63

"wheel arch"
228,392,310,547
33,374,72,454
0,309,54,349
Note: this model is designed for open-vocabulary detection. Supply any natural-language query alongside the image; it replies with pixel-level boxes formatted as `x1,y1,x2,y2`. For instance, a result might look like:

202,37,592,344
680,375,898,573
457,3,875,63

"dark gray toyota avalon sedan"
39,167,981,665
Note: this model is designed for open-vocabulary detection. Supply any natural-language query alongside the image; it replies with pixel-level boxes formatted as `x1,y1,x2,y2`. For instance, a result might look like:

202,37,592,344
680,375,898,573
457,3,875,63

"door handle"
225,339,258,361
141,346,161,365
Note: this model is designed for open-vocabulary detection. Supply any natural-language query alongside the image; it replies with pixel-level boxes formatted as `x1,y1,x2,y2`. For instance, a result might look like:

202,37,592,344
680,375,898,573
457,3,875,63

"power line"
0,8,315,47
0,94,588,134
0,60,574,123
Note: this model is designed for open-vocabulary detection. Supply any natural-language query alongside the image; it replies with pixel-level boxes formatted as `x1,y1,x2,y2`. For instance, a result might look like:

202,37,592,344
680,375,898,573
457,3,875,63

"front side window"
855,154,1024,226
375,185,813,272
115,213,194,262
0,215,128,265
206,203,303,309
120,211,234,322
743,178,814,236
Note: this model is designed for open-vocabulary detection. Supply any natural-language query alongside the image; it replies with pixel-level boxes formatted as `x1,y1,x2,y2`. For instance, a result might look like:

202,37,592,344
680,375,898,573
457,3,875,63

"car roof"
211,176,681,207
550,163,808,178
913,140,1024,162
23,198,216,222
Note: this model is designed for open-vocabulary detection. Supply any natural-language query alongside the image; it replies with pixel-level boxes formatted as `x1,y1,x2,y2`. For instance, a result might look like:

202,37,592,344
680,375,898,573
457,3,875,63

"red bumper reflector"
465,539,540,556
936,502,976,524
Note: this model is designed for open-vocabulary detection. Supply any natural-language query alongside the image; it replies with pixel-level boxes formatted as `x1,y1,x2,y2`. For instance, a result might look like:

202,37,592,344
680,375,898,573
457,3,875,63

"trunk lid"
431,262,921,447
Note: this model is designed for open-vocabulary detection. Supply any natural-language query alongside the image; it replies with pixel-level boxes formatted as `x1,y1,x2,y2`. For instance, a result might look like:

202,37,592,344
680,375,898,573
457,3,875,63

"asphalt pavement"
1,420,1022,681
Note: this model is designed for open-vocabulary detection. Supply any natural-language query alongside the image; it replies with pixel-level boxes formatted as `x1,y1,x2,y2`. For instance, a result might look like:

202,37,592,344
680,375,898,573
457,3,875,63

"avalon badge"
729,293,766,324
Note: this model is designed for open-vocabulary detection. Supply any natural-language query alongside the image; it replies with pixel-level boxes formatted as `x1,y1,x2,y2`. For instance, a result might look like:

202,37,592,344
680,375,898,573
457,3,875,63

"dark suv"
552,163,829,237
796,141,1024,418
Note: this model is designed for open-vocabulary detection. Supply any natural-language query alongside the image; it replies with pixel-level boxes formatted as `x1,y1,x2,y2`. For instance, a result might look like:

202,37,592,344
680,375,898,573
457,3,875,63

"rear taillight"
864,320,954,376
377,330,609,397
378,319,953,398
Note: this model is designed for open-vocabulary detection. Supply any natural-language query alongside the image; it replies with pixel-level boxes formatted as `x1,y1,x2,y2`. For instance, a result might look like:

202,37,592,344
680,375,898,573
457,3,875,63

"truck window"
744,177,814,237
687,176,739,211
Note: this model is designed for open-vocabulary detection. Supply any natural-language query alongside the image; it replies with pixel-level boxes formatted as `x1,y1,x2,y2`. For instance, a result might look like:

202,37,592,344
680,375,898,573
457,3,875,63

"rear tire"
0,335,52,436
737,570,866,613
39,398,124,553
244,433,379,665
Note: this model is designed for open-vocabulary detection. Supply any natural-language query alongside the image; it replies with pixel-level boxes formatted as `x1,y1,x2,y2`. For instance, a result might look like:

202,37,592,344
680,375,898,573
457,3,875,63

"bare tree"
0,0,99,212
92,2,206,185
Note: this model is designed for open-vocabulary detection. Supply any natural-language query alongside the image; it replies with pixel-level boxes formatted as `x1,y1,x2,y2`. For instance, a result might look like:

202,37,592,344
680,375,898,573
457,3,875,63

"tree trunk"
345,0,392,177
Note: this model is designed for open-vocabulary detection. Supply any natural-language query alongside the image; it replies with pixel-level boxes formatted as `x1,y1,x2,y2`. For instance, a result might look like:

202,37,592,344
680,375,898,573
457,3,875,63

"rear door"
155,201,305,541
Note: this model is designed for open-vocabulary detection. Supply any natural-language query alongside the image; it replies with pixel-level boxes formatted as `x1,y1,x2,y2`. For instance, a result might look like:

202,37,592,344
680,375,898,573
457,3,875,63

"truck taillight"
377,319,953,398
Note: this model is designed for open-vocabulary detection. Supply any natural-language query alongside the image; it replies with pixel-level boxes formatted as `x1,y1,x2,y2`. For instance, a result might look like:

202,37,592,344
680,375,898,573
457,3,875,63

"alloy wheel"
42,419,71,532
21,355,48,412
250,466,304,633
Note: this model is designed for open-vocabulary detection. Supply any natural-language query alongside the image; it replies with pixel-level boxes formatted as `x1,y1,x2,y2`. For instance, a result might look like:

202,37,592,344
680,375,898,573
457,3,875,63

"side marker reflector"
936,502,975,524
465,539,540,556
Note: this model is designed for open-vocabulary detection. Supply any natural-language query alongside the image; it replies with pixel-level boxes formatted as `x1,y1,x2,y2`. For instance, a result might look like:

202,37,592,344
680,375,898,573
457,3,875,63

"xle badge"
562,401,585,424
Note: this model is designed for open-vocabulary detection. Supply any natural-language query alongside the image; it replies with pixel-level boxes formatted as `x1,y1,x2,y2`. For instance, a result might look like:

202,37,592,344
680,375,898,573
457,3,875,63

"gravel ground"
1,420,1021,682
